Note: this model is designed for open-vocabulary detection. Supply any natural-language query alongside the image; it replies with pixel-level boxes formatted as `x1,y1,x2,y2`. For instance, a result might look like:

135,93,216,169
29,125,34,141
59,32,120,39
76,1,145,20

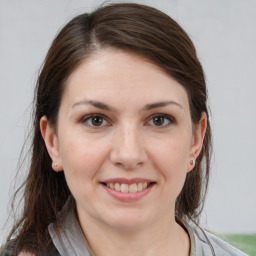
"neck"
77,211,190,256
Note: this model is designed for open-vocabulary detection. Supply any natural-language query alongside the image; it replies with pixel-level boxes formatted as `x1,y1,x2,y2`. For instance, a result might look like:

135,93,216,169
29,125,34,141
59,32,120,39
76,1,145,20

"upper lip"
101,178,155,185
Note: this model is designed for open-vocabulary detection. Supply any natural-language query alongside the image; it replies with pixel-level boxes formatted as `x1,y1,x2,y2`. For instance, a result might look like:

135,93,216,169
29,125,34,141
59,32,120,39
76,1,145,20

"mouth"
101,182,154,193
100,178,156,202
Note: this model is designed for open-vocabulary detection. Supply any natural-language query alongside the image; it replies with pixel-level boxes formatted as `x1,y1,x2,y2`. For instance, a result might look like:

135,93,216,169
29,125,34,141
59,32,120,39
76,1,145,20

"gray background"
1,0,256,243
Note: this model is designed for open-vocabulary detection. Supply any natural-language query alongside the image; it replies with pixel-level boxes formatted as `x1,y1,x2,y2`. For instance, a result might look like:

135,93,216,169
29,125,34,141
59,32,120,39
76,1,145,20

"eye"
81,114,109,127
147,114,174,127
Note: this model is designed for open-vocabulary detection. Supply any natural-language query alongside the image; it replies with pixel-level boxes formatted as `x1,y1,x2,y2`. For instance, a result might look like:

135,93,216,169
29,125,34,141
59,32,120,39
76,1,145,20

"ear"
187,112,207,172
40,116,63,172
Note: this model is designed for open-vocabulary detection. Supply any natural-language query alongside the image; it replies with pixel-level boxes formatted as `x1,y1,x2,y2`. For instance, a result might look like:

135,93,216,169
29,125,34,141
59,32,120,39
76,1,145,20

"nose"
110,123,148,169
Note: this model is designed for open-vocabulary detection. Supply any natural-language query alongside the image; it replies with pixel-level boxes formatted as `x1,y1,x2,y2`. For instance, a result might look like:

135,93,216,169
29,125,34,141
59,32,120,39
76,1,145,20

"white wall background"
0,0,255,244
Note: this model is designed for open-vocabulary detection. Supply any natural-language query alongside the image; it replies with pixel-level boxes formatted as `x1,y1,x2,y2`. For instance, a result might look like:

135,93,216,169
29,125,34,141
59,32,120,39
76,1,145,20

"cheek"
149,136,191,191
58,136,110,191
152,136,191,169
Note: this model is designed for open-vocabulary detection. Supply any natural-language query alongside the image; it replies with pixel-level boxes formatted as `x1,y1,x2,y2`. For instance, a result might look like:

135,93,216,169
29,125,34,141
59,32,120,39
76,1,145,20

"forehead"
62,49,189,110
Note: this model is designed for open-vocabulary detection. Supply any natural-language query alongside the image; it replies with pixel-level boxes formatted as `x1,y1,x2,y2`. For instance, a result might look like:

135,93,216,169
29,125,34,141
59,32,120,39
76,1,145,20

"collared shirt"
48,207,248,256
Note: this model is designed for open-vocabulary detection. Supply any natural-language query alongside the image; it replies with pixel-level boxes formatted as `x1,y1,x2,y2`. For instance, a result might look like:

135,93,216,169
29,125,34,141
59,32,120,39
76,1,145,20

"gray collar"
48,206,91,256
48,203,217,256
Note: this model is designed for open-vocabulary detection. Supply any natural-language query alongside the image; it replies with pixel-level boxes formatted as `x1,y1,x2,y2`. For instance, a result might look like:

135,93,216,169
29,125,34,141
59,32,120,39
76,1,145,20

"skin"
41,48,207,256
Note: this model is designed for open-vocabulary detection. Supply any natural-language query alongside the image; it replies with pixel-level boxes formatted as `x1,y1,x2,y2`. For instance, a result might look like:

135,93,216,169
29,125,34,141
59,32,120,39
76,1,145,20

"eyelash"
147,114,176,128
80,113,176,128
80,114,110,128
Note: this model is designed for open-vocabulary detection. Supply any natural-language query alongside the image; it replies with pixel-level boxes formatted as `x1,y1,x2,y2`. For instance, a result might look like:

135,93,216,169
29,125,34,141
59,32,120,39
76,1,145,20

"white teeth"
121,184,129,192
128,183,138,193
106,182,151,193
137,183,143,191
114,183,120,191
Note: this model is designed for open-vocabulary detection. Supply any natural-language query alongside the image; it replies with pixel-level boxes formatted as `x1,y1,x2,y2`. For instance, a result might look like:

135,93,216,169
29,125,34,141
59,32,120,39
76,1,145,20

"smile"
104,182,150,193
101,178,156,202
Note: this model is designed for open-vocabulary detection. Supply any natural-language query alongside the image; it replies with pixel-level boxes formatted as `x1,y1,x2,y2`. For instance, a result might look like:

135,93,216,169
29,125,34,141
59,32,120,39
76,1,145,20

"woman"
1,3,247,256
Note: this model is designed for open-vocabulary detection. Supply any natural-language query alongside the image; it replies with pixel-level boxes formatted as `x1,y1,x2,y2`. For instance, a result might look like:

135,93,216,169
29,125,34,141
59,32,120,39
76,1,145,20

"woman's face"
42,49,206,231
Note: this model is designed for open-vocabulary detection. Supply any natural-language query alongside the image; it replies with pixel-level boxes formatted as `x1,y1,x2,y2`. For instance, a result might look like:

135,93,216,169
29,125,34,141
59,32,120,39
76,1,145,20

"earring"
53,163,58,167
190,159,195,166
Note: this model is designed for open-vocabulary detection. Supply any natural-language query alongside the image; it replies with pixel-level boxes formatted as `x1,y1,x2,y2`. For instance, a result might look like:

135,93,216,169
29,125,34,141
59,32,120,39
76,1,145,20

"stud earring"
190,159,195,166
53,163,58,167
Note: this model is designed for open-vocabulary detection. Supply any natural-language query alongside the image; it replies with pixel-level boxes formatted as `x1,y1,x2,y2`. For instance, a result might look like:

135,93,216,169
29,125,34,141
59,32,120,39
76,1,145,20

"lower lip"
102,183,155,202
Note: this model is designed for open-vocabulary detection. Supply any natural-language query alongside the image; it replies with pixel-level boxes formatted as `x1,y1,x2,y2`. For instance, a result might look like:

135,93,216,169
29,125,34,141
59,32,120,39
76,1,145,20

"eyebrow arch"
72,99,183,112
72,100,117,112
143,101,183,111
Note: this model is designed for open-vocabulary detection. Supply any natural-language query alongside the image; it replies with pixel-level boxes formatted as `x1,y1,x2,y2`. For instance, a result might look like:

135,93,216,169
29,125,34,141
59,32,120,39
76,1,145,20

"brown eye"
82,114,108,127
91,116,104,126
153,116,165,126
148,114,174,127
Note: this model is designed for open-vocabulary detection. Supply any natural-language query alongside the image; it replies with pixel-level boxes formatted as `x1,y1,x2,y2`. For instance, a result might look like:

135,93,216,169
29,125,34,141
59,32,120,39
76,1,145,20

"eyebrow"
72,99,183,111
143,101,183,111
72,100,117,111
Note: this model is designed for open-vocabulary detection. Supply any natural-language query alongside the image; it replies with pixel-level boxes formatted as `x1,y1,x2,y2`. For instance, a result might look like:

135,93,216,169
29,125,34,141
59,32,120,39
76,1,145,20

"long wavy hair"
2,3,211,255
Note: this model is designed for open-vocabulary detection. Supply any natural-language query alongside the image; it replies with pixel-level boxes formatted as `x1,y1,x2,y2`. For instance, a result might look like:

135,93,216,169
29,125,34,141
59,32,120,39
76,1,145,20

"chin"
101,210,154,231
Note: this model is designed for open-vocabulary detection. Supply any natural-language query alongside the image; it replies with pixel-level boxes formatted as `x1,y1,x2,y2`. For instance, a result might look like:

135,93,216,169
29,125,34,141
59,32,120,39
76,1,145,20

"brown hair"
3,3,211,255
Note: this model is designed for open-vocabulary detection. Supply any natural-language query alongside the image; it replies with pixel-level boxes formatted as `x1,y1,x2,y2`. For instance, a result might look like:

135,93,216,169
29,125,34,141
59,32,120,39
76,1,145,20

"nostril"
121,162,143,169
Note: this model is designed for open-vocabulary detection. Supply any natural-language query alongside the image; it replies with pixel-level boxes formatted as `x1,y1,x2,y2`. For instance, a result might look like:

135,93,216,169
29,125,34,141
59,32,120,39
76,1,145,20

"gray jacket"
49,208,248,256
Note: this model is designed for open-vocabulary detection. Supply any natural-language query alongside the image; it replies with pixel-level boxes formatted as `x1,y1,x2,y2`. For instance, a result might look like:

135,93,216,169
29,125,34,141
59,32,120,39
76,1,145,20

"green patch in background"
220,234,256,256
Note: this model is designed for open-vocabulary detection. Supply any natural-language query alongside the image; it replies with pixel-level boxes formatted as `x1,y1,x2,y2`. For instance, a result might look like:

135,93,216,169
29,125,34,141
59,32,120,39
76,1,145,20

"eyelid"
146,113,176,127
79,113,176,129
80,113,111,128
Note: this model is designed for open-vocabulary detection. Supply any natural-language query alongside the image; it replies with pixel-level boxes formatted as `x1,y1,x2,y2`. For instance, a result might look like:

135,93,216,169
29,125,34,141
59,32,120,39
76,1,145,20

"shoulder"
1,240,60,256
190,224,248,256
204,231,248,256
0,243,35,256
